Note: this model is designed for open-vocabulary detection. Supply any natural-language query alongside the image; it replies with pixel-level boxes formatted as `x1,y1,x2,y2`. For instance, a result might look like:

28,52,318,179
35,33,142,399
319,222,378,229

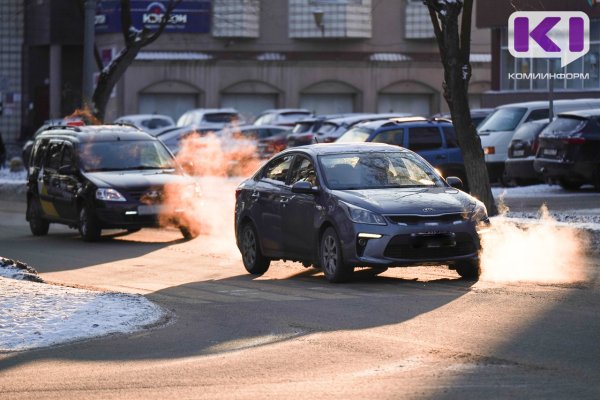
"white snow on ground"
492,184,596,198
0,260,165,352
0,168,26,185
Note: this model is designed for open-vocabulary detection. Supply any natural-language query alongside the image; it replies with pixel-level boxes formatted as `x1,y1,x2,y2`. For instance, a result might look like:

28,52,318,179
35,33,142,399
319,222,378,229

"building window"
500,22,600,91
405,0,435,39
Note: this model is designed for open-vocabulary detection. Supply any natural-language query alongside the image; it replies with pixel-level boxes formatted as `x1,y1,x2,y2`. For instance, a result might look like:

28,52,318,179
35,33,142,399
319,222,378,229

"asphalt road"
1,192,600,399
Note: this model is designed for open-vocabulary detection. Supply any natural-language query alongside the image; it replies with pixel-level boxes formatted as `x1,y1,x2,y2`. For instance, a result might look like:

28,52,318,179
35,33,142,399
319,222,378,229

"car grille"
125,188,164,204
386,213,465,225
383,232,476,260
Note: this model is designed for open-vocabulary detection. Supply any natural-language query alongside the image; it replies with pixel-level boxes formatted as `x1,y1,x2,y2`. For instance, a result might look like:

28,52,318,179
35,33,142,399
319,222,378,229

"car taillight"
531,138,539,154
561,137,586,145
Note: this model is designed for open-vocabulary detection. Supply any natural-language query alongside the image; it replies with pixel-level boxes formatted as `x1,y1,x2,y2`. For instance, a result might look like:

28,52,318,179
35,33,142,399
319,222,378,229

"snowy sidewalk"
0,258,166,352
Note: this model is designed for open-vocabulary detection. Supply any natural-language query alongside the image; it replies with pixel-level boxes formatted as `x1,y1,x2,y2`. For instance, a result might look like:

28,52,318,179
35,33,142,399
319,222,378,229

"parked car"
534,109,600,191
157,126,218,155
26,124,201,241
286,114,357,148
433,108,494,127
336,117,469,189
504,120,550,185
477,99,600,183
253,109,312,127
219,124,292,158
22,118,78,167
176,108,243,129
114,114,175,136
235,143,488,282
315,113,413,143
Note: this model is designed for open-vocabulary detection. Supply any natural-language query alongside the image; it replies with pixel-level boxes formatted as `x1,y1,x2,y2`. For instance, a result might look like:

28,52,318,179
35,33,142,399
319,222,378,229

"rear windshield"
541,116,587,137
512,121,549,141
478,107,527,133
141,118,172,130
279,112,311,122
317,122,338,134
292,122,314,134
78,140,176,172
203,113,238,123
336,127,372,143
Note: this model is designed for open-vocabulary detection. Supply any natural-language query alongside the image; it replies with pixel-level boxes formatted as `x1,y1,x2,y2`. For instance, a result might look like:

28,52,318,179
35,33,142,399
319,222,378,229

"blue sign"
96,0,211,34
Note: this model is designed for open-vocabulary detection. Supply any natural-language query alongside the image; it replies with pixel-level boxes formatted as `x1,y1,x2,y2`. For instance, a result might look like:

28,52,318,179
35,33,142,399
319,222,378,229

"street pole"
82,0,96,110
548,59,554,121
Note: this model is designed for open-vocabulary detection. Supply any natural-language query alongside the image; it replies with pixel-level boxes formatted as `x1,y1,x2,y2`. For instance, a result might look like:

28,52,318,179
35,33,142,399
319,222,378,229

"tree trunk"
425,1,498,215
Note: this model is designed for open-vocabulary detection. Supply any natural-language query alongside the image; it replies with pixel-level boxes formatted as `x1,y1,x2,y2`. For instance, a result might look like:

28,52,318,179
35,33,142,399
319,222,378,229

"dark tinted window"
442,126,459,148
542,116,587,137
60,145,74,168
289,157,318,187
263,155,293,183
292,122,314,134
525,109,550,122
141,118,172,130
203,113,238,123
31,139,49,167
372,129,404,146
408,127,443,151
512,121,549,141
44,142,62,171
78,140,175,172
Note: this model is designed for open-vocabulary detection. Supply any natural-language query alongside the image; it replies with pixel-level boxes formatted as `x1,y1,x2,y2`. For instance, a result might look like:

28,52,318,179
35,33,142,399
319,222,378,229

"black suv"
534,110,600,191
26,124,200,241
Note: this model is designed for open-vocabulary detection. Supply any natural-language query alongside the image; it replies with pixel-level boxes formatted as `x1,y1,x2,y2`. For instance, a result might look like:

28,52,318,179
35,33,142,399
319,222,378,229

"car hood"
83,170,192,191
332,186,473,215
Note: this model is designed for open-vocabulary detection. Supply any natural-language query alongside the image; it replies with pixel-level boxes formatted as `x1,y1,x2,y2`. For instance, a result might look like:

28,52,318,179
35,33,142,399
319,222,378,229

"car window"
336,127,372,143
442,126,459,148
43,142,63,172
263,155,293,183
31,139,49,167
289,156,318,187
142,118,172,130
525,109,549,122
78,140,175,172
60,144,74,168
203,113,238,123
408,127,443,151
371,129,404,145
478,107,527,132
292,122,314,134
255,114,274,125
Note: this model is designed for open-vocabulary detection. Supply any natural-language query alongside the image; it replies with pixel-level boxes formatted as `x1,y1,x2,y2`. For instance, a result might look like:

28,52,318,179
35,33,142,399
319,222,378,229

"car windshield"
292,122,314,134
203,113,238,123
478,107,527,133
336,127,372,143
541,116,587,137
319,152,443,190
78,140,176,172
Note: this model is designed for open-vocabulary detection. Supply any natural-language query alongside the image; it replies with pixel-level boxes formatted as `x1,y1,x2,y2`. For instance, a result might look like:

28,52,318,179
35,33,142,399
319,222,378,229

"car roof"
323,113,406,125
182,108,239,115
556,108,600,118
282,142,410,157
496,99,600,109
37,125,155,143
258,109,311,115
115,114,173,121
355,117,451,130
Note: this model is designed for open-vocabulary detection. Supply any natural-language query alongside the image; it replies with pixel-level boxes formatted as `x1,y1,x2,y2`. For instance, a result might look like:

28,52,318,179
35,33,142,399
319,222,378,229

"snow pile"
0,259,166,352
0,168,26,184
0,257,43,282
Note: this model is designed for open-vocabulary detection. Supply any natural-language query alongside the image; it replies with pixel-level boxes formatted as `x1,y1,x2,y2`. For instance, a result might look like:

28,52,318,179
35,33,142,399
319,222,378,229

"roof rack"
42,125,83,133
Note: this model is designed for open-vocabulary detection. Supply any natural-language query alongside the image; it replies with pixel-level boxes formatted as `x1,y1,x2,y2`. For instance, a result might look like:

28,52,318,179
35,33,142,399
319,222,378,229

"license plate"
513,150,525,157
137,205,163,215
543,148,558,156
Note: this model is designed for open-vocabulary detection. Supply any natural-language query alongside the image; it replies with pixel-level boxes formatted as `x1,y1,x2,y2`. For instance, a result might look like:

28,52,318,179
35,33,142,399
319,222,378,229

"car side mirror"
58,165,76,175
291,181,319,194
446,176,463,190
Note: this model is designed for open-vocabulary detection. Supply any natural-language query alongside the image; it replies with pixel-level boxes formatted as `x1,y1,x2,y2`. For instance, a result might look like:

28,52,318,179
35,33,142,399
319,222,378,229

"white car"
477,99,600,183
114,114,175,136
176,108,244,130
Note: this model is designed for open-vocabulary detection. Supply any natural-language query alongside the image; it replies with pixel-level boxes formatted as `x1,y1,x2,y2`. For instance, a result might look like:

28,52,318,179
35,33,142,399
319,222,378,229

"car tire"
455,259,481,280
79,205,101,242
240,223,270,275
28,198,49,236
559,178,582,191
179,225,199,240
320,227,353,283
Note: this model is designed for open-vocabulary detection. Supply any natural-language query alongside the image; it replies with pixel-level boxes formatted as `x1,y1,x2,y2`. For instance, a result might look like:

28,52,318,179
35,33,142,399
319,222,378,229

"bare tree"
423,0,497,215
91,0,181,122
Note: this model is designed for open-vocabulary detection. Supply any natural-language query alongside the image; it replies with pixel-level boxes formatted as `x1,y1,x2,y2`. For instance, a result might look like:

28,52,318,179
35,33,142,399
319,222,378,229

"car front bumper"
338,220,481,268
94,202,188,229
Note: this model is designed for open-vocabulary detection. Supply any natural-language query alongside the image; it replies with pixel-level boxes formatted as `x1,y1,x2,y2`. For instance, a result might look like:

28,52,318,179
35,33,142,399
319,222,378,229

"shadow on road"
0,270,475,370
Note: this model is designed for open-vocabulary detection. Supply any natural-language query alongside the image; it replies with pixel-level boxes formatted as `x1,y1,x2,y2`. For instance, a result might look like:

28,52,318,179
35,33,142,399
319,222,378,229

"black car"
534,110,600,191
26,124,201,241
235,143,489,283
504,120,549,185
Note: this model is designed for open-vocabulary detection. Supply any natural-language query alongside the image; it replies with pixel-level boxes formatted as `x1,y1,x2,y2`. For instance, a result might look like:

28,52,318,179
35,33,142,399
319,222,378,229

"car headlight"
341,201,387,226
96,188,126,202
468,201,490,227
